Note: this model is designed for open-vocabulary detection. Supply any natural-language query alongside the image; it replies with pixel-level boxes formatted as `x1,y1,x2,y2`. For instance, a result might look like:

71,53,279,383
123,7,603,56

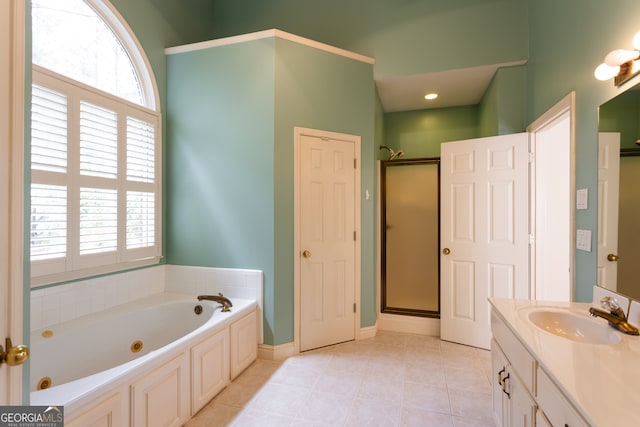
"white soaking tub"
30,292,258,426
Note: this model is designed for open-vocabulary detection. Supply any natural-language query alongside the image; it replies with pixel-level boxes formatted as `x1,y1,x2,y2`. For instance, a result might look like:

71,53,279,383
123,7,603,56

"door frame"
293,126,361,353
527,92,576,301
1,0,26,405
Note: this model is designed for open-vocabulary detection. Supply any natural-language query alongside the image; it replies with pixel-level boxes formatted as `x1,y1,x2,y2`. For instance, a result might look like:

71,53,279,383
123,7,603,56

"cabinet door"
131,353,189,427
507,372,536,427
230,310,257,379
491,339,509,427
66,392,125,427
191,328,230,414
537,368,589,427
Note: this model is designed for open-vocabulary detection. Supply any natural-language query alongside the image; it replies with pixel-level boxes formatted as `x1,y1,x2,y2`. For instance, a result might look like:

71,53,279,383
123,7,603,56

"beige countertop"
489,298,640,427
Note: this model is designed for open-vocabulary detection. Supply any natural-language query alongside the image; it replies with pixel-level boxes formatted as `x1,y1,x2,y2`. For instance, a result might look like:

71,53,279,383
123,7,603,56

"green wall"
527,0,640,301
166,39,277,343
273,39,376,335
383,105,479,158
166,37,374,345
207,0,529,80
32,0,640,339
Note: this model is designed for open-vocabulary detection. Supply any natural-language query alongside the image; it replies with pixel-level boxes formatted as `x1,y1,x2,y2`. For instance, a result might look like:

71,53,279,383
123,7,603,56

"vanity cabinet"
491,309,589,427
491,339,536,427
536,367,588,427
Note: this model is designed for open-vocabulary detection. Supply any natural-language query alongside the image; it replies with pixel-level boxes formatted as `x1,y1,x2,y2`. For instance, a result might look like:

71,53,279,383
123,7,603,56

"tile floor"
185,332,496,427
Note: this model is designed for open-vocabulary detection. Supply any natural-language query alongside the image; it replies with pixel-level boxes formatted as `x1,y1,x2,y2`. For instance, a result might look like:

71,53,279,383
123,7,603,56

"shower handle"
442,248,451,255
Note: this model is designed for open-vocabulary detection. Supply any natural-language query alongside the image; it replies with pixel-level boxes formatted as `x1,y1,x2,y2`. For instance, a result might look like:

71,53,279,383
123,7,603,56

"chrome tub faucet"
197,293,233,312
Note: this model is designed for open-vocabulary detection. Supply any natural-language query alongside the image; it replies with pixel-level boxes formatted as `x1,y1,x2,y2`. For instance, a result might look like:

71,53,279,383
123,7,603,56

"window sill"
30,256,163,288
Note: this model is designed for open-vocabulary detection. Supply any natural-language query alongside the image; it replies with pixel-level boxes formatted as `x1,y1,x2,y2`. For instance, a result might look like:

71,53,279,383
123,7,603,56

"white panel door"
441,133,529,349
597,132,620,290
299,134,356,351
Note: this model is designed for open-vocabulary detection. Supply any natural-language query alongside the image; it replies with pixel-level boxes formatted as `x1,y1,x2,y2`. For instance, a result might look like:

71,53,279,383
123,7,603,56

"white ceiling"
375,60,527,113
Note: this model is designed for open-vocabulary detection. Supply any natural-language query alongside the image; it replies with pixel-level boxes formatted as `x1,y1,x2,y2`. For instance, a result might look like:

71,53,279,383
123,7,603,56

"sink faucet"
197,293,233,312
589,296,639,335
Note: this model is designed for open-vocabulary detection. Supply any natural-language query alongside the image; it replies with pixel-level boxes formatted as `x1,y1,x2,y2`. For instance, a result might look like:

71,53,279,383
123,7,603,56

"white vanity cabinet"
491,308,537,427
491,341,536,427
536,367,588,427
491,309,589,427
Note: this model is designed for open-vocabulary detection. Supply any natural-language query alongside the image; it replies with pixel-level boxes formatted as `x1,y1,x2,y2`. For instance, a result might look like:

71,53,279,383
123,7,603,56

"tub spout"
197,293,233,312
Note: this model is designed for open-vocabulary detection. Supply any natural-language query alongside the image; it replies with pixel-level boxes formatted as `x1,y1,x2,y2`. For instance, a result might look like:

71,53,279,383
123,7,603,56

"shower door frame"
380,157,441,319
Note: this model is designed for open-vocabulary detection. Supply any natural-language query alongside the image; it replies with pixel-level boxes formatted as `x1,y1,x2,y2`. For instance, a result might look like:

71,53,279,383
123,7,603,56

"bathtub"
30,292,258,423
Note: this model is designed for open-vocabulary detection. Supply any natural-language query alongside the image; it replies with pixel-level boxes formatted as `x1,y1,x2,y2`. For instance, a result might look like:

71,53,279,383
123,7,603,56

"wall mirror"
598,84,640,300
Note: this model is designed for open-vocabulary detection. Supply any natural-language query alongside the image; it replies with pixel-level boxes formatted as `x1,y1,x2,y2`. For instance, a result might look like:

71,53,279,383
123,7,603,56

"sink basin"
526,309,621,345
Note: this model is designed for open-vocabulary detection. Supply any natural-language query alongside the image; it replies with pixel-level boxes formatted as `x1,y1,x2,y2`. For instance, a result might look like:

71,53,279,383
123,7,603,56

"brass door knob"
607,253,619,262
302,250,311,258
442,248,451,255
0,338,29,367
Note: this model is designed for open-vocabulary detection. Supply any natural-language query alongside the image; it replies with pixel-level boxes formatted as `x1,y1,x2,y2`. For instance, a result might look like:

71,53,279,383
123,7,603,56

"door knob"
607,253,619,262
0,338,29,367
302,250,311,258
442,248,451,255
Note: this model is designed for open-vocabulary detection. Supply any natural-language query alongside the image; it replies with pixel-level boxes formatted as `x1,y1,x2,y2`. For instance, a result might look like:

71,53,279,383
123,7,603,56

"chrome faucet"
589,296,639,335
197,293,233,312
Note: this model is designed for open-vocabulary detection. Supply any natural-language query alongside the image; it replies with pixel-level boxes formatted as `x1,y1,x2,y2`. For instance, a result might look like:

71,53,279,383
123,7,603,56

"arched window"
30,0,161,286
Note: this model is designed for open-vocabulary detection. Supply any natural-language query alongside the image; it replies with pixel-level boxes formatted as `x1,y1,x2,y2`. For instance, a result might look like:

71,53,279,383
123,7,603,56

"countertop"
489,298,640,427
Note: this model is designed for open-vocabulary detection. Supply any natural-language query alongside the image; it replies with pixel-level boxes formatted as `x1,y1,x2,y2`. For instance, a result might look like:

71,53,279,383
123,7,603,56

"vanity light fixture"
424,92,438,100
595,31,640,86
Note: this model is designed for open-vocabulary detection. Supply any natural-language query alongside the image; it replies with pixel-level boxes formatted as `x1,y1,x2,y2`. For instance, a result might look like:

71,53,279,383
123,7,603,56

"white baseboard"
258,323,381,360
258,342,296,361
378,313,440,336
359,323,377,340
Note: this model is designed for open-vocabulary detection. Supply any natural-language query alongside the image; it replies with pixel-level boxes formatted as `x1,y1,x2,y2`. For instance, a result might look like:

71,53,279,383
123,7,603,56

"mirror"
598,85,640,301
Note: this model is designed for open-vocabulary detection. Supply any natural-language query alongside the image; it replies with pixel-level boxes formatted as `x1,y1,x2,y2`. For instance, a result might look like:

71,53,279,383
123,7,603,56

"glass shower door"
381,159,440,317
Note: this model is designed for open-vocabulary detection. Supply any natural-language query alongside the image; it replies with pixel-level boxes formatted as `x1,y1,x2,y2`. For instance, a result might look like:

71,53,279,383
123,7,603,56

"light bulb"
594,63,620,81
424,93,438,100
604,49,640,66
633,32,640,51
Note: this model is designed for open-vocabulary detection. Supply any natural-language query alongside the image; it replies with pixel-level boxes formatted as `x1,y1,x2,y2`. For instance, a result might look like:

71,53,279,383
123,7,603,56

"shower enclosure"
381,158,440,318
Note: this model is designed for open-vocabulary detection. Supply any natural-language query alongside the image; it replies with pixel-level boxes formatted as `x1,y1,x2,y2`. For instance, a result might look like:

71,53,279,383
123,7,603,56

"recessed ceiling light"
424,93,438,100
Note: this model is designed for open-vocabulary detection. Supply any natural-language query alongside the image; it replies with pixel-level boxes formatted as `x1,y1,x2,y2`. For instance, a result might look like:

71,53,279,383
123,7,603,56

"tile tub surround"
31,265,263,334
186,332,496,427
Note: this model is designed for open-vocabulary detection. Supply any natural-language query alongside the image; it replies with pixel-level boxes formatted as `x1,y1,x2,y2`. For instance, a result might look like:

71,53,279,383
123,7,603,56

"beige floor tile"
188,403,243,427
448,389,494,423
403,381,451,414
186,334,498,427
345,397,402,427
401,407,454,427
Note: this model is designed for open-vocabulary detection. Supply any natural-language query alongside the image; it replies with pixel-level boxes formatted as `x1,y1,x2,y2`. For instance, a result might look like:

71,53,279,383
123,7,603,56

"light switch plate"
576,229,592,251
576,188,588,209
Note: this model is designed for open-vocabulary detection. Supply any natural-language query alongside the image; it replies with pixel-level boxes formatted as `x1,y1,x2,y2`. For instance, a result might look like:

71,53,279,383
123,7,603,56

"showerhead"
379,145,405,160
389,150,404,160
